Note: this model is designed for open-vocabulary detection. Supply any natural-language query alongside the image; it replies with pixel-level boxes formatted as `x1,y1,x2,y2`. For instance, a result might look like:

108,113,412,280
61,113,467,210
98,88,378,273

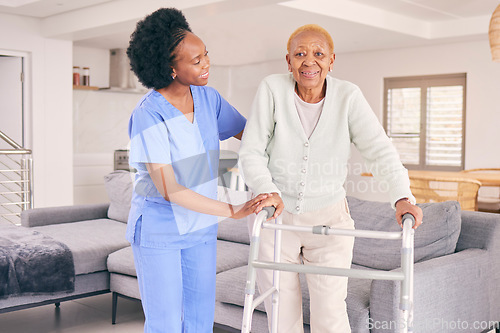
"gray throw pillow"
347,196,461,270
217,186,251,244
103,170,133,223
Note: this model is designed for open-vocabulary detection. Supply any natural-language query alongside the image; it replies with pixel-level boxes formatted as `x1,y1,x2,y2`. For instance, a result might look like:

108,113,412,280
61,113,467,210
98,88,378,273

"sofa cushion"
33,219,129,275
0,219,15,226
346,264,373,333
104,170,133,223
216,266,310,321
106,239,250,278
348,196,461,270
217,186,252,244
21,203,109,228
216,240,249,273
107,246,136,276
216,265,272,313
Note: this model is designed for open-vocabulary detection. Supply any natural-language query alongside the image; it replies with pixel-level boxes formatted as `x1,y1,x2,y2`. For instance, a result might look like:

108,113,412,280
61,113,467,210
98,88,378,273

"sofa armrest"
370,249,491,333
457,210,500,251
458,211,500,322
21,203,110,227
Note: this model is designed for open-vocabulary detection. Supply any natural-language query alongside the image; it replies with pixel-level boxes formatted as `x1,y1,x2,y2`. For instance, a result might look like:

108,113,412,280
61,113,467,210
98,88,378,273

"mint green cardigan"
239,74,415,214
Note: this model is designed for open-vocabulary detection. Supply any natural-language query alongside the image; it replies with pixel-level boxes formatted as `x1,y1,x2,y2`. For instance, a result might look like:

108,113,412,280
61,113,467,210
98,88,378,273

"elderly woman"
239,24,423,332
126,8,267,333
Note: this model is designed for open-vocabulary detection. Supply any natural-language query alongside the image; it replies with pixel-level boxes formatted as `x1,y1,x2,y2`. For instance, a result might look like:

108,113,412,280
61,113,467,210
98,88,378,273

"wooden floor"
0,293,231,333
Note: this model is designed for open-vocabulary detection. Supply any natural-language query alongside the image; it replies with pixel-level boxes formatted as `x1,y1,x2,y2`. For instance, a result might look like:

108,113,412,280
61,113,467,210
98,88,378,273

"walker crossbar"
251,261,405,280
241,209,415,333
262,223,404,240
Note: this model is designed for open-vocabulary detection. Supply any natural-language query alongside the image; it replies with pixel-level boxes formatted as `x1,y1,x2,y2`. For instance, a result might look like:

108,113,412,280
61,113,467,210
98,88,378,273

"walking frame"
242,206,416,333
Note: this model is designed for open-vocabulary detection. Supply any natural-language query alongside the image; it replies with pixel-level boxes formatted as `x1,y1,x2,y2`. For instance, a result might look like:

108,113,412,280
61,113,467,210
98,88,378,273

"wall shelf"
73,86,147,94
73,85,99,90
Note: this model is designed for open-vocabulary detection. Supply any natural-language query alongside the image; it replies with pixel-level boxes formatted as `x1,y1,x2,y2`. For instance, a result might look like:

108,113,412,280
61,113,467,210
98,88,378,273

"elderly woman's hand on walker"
254,192,285,220
395,198,423,229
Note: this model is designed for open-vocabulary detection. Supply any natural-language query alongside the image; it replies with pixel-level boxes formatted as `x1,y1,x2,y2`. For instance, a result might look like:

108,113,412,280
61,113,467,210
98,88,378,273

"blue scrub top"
126,86,246,249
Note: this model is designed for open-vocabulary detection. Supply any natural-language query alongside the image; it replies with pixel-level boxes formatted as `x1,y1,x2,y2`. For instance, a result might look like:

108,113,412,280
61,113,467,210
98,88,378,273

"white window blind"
386,87,421,165
426,86,463,167
384,74,466,171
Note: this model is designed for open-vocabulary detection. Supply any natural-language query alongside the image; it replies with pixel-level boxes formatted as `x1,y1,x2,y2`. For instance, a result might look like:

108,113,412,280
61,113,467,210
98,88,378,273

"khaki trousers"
251,198,354,333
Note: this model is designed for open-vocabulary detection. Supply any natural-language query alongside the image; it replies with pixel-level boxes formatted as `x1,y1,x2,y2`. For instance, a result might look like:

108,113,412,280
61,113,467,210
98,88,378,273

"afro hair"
127,8,192,90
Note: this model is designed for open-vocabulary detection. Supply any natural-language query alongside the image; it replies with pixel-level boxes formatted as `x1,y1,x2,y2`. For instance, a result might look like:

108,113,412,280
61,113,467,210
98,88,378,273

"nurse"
126,8,267,333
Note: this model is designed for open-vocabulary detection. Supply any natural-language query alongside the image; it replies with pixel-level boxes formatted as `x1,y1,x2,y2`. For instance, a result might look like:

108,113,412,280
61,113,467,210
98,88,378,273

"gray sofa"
213,190,500,333
0,203,129,314
105,172,500,333
0,171,132,314
2,170,499,333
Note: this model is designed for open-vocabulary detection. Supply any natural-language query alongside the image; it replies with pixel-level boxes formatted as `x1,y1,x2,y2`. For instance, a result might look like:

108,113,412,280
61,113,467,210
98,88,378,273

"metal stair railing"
0,130,33,225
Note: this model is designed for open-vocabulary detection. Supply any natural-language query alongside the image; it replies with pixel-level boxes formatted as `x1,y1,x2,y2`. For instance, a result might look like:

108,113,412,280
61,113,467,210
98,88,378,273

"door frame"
0,49,31,149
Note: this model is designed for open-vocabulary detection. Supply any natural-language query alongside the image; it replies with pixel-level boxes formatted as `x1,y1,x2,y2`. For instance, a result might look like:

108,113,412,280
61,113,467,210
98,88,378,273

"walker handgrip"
262,206,276,218
402,213,416,227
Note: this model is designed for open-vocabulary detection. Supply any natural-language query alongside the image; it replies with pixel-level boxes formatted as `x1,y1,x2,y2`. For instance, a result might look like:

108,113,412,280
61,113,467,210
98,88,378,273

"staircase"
0,131,33,225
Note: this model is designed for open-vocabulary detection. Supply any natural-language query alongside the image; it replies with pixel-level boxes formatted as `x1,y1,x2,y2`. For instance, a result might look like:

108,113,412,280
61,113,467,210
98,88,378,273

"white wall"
72,39,500,204
0,13,73,208
70,47,285,204
3,10,494,208
210,40,500,202
71,46,125,204
0,56,23,148
73,46,110,88
333,40,500,167
209,60,287,152
332,39,500,201
73,88,142,204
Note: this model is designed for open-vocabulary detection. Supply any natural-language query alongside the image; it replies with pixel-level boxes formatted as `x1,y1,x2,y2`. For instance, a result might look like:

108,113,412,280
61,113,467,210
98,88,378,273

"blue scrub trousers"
131,218,217,333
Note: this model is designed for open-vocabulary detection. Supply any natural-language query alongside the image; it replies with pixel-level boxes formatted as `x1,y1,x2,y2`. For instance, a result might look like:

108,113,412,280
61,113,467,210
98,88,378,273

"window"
383,73,466,171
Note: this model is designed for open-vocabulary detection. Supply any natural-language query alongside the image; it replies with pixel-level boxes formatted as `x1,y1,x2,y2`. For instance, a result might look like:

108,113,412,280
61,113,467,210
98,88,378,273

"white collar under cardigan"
238,73,415,214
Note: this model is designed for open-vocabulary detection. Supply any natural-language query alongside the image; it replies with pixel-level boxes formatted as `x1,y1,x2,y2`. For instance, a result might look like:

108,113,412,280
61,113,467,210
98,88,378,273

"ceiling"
0,0,498,65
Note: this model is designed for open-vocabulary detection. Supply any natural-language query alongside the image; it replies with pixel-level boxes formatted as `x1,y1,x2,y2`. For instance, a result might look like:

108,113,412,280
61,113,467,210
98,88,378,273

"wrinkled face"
286,30,335,91
171,32,210,86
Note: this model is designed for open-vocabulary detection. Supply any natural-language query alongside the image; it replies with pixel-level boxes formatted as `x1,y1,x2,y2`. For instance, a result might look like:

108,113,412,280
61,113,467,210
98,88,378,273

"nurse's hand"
255,192,284,221
230,193,268,219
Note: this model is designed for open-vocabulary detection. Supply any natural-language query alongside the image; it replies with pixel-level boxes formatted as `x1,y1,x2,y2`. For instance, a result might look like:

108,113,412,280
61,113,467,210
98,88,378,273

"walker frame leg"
242,209,280,333
241,211,415,333
270,219,282,333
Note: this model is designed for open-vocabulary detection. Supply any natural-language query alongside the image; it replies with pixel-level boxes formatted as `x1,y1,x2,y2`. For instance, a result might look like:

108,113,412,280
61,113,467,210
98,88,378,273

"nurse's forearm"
169,187,235,217
146,163,235,217
233,129,244,140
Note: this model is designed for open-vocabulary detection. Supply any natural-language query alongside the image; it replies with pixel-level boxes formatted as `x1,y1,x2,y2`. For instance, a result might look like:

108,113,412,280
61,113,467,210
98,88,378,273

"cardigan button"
301,169,306,173
303,156,308,161
304,142,309,147
295,206,300,211
300,182,305,186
